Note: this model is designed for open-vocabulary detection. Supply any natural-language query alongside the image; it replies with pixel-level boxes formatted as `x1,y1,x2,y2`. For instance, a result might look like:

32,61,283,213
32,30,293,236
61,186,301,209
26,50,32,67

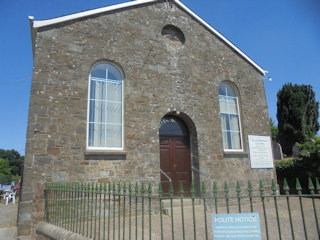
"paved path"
0,201,17,240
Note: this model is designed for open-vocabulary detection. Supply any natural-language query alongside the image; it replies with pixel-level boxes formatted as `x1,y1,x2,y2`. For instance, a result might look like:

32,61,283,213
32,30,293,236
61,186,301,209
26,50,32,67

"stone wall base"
35,222,92,240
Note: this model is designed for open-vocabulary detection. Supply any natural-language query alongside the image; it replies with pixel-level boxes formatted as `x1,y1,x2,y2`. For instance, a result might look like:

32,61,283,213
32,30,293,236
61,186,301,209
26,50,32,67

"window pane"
231,132,241,149
90,80,106,100
107,81,122,102
91,67,106,79
88,123,106,147
159,117,188,136
219,83,236,97
106,102,122,124
222,131,232,149
106,65,122,80
227,98,238,114
106,124,122,147
89,100,106,123
219,96,228,113
220,114,229,131
229,115,240,131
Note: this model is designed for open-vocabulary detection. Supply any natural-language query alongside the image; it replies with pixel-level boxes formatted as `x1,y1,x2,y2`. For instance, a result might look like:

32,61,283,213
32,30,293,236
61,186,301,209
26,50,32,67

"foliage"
0,149,24,176
276,137,320,193
0,158,12,176
11,175,20,182
0,174,12,185
269,117,279,143
275,157,296,169
277,83,319,155
297,136,320,177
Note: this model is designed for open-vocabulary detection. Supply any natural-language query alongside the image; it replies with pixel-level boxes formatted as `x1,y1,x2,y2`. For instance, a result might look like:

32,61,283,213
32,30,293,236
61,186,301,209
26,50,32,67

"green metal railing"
44,177,320,240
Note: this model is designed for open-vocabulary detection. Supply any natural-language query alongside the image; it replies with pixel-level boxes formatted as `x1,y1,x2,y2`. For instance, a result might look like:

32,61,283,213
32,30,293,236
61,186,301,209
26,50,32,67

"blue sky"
1,0,319,155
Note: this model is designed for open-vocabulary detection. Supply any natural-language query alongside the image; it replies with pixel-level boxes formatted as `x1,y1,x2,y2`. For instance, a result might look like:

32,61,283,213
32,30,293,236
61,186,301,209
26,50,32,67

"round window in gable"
162,25,185,45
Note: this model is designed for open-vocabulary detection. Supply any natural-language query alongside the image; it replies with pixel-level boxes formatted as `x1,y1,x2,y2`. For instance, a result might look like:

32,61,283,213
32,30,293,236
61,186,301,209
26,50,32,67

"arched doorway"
159,116,191,195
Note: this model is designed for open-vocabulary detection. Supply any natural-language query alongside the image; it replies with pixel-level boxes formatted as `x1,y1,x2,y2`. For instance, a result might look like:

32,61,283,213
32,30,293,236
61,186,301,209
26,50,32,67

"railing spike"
316,178,320,194
190,181,195,198
128,182,132,194
224,182,229,196
308,177,315,194
179,182,184,196
135,182,139,195
296,178,302,194
272,179,277,194
248,180,253,194
201,182,207,195
99,182,102,193
103,181,106,192
169,182,174,197
141,182,145,195
259,180,264,191
108,182,111,193
213,182,218,194
148,183,152,197
259,180,265,197
123,182,127,193
112,182,116,194
236,181,241,196
117,182,121,194
158,183,163,196
201,182,206,195
283,178,290,195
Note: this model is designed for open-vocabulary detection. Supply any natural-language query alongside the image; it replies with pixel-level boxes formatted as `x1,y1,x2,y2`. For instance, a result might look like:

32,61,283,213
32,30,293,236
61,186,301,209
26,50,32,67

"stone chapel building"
18,0,275,238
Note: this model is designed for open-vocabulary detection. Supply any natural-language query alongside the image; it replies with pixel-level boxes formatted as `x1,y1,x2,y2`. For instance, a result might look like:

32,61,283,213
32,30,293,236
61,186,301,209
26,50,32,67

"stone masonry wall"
18,2,274,239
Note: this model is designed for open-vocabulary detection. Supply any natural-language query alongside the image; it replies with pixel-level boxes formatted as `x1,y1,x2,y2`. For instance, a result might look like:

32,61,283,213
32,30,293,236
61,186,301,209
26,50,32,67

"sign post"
212,213,262,240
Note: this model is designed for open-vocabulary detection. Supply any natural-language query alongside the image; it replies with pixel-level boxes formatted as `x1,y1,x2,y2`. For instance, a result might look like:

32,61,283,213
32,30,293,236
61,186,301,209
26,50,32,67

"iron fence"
44,177,320,240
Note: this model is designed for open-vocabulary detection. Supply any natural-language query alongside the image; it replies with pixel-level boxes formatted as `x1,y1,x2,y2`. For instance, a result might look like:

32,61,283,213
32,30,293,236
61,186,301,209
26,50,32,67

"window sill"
84,150,127,160
223,151,248,158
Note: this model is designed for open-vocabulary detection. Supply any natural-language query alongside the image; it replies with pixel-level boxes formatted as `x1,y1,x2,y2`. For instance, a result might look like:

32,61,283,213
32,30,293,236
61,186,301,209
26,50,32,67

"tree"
277,83,319,155
0,149,24,176
0,158,11,176
269,117,279,143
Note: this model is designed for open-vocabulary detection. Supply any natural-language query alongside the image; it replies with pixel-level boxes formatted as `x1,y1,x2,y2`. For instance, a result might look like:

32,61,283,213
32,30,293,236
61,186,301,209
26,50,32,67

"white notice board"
248,135,274,169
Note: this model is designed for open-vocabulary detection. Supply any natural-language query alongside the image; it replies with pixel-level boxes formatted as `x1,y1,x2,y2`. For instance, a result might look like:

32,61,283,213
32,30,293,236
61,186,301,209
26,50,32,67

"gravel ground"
0,200,18,240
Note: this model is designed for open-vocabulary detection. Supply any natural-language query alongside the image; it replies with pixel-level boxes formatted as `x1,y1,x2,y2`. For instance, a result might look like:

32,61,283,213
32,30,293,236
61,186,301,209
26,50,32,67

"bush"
275,158,307,193
276,137,320,193
297,137,320,177
0,174,12,185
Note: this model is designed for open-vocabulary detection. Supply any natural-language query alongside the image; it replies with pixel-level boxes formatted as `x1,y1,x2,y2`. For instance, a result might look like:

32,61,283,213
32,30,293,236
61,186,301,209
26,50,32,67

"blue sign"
212,213,262,240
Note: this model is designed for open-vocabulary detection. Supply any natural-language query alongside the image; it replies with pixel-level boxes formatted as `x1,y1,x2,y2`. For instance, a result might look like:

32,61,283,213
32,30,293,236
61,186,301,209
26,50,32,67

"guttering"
32,0,159,28
29,16,36,58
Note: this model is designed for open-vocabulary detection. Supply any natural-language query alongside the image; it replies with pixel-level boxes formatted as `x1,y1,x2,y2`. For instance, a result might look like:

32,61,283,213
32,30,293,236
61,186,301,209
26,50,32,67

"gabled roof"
29,0,267,75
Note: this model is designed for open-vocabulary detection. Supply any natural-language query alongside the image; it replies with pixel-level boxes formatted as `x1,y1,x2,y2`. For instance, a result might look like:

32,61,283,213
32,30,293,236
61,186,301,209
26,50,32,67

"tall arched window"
218,82,242,150
87,63,123,149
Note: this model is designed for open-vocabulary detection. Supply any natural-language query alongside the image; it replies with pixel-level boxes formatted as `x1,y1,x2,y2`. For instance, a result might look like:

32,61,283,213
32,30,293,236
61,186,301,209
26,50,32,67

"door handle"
173,164,176,170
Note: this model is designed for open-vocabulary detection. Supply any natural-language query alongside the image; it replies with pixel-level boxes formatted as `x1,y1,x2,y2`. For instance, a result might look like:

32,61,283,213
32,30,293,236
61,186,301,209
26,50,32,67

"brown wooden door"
159,117,191,195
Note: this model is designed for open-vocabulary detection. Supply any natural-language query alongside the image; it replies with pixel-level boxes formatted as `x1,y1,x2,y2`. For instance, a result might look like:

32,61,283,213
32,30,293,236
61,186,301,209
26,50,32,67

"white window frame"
218,82,243,152
86,62,124,150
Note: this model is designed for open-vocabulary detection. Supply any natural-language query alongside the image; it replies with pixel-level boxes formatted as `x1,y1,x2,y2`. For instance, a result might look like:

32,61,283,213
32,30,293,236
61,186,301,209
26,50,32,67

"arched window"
87,63,123,149
218,82,242,150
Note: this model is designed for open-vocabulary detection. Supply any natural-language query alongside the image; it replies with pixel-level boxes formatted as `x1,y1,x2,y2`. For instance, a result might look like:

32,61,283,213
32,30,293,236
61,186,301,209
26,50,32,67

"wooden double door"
159,116,191,195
